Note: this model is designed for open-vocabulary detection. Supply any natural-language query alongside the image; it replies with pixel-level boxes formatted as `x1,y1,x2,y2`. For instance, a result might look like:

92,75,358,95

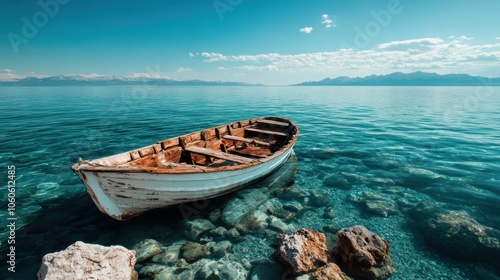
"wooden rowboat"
72,117,299,220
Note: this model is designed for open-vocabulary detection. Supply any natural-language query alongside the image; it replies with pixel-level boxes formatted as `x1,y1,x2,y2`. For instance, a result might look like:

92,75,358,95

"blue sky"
1,0,500,84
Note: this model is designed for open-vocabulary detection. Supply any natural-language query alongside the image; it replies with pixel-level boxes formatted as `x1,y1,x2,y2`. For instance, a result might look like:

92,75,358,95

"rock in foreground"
37,241,137,280
312,263,351,280
334,225,394,280
274,228,329,275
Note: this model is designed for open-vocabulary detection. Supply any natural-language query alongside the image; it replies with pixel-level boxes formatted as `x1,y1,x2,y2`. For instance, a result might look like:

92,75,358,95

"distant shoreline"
2,84,500,87
1,71,500,87
292,71,500,86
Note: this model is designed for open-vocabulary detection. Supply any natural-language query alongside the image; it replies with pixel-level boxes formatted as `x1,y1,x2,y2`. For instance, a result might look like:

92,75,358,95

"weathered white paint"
75,148,294,220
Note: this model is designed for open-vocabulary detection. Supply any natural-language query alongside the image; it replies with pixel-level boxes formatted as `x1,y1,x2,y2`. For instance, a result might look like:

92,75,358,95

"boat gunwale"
72,117,299,174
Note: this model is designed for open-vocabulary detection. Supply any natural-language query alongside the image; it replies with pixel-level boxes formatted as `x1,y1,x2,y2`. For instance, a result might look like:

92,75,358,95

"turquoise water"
1,86,499,279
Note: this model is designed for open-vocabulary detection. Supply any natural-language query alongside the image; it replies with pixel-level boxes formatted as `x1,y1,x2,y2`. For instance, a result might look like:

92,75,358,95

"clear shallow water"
1,86,499,279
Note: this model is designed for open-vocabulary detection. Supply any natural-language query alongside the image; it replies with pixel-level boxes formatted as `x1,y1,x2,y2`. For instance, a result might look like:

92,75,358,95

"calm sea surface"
1,86,499,279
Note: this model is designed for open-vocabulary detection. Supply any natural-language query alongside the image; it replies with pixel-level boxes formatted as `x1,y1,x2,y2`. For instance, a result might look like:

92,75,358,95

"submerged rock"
225,228,241,239
274,228,329,275
365,200,398,217
308,190,330,207
222,189,268,226
151,243,183,265
312,263,351,280
237,210,269,233
269,216,295,233
250,261,286,280
323,176,351,190
177,268,196,280
184,218,216,241
411,203,500,265
323,207,336,219
37,241,137,280
180,242,210,263
258,198,281,215
221,198,253,226
211,240,232,257
208,208,221,223
209,226,228,237
274,208,296,222
139,264,172,279
196,260,248,280
283,201,304,213
132,239,164,263
219,154,298,227
155,267,178,280
240,188,268,204
218,261,248,279
352,191,398,217
334,225,394,280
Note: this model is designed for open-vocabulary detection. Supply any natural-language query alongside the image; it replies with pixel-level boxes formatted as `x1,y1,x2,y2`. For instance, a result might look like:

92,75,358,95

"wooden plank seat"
232,148,270,158
245,128,289,137
185,146,255,164
256,119,289,127
223,135,271,147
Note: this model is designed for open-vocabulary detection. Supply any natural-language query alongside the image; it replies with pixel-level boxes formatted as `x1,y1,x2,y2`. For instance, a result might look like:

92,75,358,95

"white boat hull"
75,148,294,220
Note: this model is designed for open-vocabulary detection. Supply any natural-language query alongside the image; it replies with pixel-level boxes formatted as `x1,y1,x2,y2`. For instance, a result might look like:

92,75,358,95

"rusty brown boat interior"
104,117,298,172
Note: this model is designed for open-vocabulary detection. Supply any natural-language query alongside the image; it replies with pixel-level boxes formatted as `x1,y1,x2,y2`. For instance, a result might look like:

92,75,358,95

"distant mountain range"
2,72,500,86
294,72,500,86
0,74,257,86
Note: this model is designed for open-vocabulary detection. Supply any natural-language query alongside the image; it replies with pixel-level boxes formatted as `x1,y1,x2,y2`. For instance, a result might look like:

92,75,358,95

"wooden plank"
246,128,289,137
185,146,254,164
206,138,223,150
182,132,202,143
138,146,155,157
201,129,216,140
152,144,162,153
229,127,244,137
256,119,289,127
130,151,141,160
189,141,208,165
161,138,180,150
223,135,270,147
217,125,228,135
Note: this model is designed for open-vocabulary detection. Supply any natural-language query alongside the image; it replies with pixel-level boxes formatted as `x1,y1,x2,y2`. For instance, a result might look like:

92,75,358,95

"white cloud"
189,52,195,57
299,27,313,34
217,67,229,71
235,65,278,71
378,38,444,50
458,36,474,41
496,37,500,40
321,14,335,28
199,52,281,63
450,35,474,41
176,67,193,73
195,37,500,74
1,68,14,73
201,52,229,62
